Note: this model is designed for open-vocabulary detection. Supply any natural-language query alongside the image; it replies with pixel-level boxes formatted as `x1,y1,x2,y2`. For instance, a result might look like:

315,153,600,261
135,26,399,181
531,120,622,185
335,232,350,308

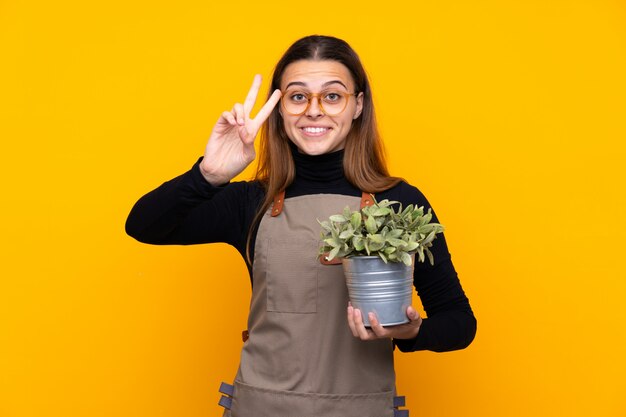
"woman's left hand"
347,303,422,341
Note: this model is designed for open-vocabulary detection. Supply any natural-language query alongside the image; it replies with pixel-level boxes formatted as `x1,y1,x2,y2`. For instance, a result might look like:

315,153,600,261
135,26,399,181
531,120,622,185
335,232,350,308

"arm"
394,236,477,352
393,185,477,352
126,74,280,251
347,183,477,352
125,158,262,251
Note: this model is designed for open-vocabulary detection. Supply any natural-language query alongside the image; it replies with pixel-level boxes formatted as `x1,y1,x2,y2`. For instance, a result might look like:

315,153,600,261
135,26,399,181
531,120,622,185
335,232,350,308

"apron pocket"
266,238,319,313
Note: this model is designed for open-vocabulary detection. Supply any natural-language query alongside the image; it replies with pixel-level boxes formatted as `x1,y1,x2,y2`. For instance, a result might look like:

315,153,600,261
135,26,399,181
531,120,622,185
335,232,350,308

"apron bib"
222,193,401,417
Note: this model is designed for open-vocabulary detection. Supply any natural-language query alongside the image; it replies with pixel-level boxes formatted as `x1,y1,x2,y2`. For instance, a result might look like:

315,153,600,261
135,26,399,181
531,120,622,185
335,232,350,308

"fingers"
405,306,423,328
253,89,282,125
407,306,423,328
347,305,423,341
368,312,389,338
221,110,236,126
238,123,254,146
243,74,262,116
233,103,245,126
352,308,375,340
347,303,380,340
347,304,358,337
407,306,418,321
226,75,281,134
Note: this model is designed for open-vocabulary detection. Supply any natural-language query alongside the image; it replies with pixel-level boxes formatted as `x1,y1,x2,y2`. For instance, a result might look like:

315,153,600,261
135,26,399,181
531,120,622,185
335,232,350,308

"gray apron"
218,193,408,417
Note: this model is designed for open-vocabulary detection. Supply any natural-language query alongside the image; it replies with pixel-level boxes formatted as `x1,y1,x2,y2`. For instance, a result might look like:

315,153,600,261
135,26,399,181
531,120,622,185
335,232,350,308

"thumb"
238,123,253,145
407,306,420,322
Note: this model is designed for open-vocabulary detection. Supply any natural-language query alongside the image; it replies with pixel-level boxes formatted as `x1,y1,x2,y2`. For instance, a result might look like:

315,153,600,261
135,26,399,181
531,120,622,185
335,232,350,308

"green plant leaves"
352,236,365,251
365,215,378,234
329,214,348,223
386,237,405,247
350,212,362,230
324,237,341,248
318,198,444,265
400,252,413,266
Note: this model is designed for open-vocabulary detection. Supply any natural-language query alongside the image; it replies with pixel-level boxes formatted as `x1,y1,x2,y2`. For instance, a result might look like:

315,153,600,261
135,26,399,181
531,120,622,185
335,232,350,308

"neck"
289,142,345,184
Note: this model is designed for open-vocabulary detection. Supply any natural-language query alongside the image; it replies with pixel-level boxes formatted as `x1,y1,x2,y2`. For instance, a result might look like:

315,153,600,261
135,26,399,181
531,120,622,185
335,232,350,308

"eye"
323,92,342,102
289,92,308,103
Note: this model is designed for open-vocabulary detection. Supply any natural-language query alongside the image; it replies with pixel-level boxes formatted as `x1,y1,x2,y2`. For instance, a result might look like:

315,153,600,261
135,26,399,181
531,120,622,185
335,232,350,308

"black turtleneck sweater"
125,148,476,352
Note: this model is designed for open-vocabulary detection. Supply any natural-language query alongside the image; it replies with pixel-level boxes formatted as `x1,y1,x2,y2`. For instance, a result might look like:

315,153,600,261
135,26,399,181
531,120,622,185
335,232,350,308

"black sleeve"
125,157,263,257
384,183,477,352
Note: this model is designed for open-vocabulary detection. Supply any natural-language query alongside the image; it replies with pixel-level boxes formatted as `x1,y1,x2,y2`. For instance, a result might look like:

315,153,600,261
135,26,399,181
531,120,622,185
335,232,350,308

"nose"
305,96,323,118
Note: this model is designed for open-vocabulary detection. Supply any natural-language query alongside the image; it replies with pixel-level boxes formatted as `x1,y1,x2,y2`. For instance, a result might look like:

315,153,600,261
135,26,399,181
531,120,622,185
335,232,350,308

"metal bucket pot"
342,255,415,327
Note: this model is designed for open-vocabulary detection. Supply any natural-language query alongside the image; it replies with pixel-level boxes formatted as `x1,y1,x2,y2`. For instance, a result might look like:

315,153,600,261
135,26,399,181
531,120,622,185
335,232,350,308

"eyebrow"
284,80,349,90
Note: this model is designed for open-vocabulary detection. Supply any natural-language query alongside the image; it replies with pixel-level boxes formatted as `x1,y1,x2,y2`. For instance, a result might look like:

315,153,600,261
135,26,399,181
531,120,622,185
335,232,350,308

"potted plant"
319,197,444,326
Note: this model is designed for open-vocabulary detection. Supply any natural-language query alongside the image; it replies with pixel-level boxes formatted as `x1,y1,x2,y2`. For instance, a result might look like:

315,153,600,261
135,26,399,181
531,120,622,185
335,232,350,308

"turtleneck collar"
289,141,346,184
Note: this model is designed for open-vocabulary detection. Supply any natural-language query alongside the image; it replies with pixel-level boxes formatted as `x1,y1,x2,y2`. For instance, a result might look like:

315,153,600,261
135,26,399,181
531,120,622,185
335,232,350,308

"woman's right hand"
200,74,282,185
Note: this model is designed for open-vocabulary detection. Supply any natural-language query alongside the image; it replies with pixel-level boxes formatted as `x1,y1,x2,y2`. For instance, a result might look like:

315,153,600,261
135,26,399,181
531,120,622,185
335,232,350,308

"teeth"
303,127,328,133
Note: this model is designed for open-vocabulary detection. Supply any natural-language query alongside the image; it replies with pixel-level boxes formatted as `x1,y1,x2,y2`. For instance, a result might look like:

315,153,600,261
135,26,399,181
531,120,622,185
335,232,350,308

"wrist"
198,161,228,186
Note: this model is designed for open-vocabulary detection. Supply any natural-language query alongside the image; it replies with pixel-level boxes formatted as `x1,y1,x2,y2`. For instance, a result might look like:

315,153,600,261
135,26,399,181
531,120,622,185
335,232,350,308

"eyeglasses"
281,89,358,116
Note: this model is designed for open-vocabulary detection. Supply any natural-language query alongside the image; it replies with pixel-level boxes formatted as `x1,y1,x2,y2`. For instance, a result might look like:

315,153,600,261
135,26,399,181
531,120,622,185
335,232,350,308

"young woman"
126,35,476,417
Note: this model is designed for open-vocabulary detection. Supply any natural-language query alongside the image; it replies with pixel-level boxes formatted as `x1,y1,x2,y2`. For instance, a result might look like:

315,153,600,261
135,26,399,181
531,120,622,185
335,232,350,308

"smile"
301,127,331,136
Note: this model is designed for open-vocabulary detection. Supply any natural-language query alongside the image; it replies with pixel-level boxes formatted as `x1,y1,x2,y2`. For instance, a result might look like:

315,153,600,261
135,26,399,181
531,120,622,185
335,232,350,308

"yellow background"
1,1,625,416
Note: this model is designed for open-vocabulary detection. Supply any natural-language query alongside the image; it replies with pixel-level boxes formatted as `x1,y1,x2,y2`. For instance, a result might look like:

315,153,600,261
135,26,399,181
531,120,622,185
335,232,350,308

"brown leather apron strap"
360,192,375,208
275,191,372,217
271,191,285,217
320,254,342,265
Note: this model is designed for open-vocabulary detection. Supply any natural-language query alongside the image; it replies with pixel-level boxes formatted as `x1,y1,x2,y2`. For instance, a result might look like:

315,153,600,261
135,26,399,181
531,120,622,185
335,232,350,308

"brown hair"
246,35,402,263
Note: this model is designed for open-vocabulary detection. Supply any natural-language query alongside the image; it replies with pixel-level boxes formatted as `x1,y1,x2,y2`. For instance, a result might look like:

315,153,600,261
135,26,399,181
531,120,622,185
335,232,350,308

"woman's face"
279,60,363,156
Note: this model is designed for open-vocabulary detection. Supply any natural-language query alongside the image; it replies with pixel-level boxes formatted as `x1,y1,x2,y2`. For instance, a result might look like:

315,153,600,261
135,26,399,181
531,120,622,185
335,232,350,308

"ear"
353,92,364,119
